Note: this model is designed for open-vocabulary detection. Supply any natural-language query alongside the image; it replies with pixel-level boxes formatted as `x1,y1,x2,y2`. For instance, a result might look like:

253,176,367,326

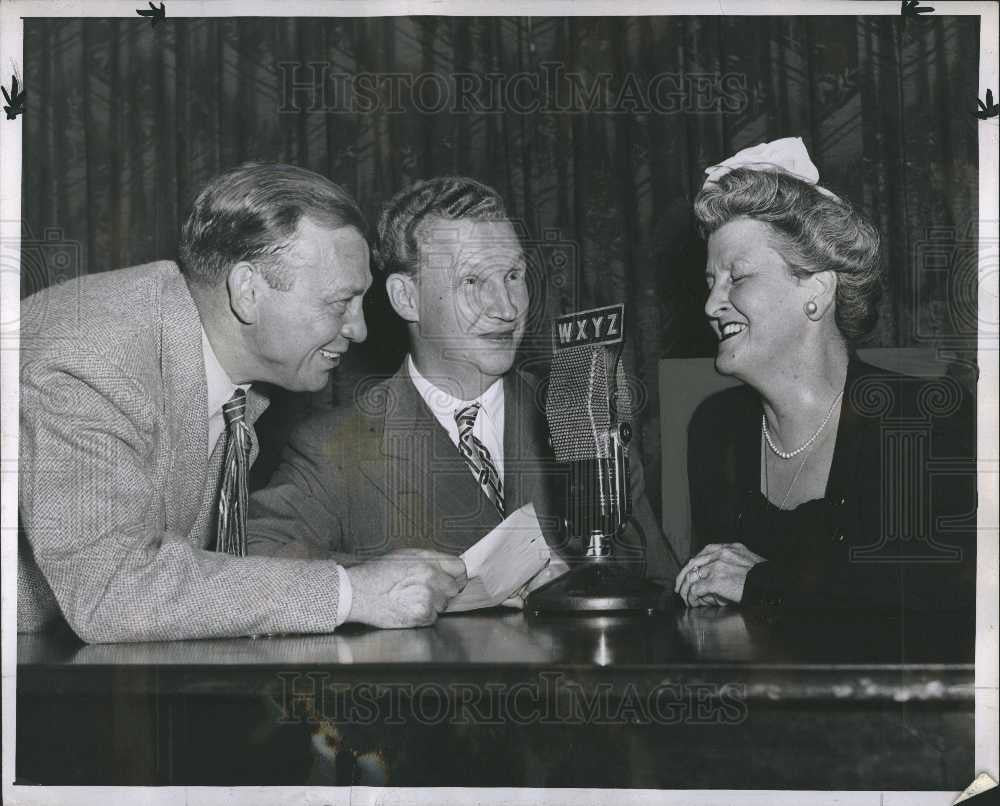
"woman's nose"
704,281,729,320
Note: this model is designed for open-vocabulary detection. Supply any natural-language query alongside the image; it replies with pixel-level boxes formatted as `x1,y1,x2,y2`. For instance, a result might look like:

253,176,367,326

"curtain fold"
22,16,980,510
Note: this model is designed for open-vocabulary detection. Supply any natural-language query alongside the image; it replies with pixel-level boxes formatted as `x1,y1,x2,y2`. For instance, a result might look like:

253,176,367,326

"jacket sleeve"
246,413,351,561
19,352,346,643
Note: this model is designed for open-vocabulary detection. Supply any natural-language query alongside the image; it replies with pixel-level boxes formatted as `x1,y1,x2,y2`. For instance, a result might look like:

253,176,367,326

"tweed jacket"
247,361,678,582
688,357,977,611
18,261,346,643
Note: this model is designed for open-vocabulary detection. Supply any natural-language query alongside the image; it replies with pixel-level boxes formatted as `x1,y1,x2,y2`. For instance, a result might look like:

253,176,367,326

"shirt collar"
406,354,503,421
202,329,249,415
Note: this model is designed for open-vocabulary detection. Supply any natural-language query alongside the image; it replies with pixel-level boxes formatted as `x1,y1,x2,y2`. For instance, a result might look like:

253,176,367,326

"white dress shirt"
407,354,506,480
201,329,352,626
202,329,248,457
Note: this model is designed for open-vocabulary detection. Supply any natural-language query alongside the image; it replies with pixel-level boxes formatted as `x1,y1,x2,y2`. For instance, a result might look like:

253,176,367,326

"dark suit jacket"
687,357,977,610
248,361,678,582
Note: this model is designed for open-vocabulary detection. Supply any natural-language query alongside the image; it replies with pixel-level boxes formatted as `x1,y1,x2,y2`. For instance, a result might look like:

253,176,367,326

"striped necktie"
217,388,252,556
454,402,505,518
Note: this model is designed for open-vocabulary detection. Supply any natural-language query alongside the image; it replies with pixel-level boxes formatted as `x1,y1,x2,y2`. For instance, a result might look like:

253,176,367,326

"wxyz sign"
554,304,625,349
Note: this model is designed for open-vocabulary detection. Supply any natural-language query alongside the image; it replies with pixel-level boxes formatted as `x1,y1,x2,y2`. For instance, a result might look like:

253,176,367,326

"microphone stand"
526,386,669,617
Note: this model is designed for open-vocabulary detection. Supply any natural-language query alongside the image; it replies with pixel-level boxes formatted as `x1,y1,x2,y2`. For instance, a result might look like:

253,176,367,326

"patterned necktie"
454,403,505,517
217,388,252,556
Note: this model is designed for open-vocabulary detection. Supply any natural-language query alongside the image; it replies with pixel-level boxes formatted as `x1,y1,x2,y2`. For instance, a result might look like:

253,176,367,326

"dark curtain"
22,16,980,511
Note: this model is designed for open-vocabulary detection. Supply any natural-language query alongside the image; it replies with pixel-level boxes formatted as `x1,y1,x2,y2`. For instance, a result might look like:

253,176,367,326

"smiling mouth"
718,322,747,342
319,348,342,362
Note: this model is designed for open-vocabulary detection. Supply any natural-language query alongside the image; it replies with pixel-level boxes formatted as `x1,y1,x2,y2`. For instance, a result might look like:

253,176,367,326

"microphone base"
525,560,668,616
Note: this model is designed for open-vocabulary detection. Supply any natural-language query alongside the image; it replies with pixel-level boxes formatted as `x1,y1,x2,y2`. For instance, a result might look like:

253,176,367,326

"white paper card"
445,503,551,612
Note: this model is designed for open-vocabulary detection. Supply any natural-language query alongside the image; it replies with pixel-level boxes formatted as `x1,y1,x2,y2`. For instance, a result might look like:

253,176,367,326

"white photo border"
2,1,997,804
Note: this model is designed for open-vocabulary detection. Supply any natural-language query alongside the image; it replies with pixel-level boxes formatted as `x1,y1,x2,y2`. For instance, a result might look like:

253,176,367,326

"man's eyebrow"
322,285,359,300
463,252,526,272
326,271,373,295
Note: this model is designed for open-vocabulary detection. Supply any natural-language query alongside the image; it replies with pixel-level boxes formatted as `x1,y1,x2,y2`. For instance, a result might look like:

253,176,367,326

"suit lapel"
377,361,502,552
156,267,272,542
159,268,212,537
502,370,548,513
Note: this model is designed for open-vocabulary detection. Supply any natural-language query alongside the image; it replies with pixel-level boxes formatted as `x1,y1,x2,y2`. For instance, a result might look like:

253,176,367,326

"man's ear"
805,269,837,319
226,262,260,324
386,272,420,323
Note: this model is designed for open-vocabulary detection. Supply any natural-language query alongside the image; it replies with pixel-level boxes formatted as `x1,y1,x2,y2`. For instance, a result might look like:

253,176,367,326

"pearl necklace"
762,390,843,460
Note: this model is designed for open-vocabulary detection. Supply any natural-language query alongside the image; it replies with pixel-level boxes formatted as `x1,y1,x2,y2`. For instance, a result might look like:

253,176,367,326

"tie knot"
455,402,481,430
222,388,247,427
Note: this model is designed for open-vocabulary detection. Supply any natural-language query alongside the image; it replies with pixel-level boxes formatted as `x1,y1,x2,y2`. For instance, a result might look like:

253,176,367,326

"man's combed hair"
694,167,882,342
178,162,367,290
375,176,508,277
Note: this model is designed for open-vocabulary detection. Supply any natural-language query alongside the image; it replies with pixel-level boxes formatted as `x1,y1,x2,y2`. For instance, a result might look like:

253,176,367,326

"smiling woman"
674,139,976,613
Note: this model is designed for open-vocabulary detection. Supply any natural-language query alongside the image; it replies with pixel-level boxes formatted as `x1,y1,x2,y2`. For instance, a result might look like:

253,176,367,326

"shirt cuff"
334,564,353,626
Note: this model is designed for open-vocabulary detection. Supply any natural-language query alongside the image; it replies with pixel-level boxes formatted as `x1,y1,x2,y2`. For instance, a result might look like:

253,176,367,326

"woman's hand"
674,543,766,607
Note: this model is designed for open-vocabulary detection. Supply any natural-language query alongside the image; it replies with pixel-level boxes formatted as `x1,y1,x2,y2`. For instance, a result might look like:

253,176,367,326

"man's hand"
674,543,765,607
344,549,468,628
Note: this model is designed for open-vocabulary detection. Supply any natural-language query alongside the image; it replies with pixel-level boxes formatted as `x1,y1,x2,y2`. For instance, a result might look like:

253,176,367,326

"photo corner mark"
137,1,166,26
901,0,935,17
975,90,999,120
2,74,24,120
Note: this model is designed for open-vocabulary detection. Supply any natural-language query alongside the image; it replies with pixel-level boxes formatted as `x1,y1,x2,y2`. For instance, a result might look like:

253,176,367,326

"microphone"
526,303,667,616
545,304,633,558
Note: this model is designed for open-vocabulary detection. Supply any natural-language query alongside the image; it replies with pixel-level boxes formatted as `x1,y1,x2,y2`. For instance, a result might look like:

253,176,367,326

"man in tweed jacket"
18,163,465,643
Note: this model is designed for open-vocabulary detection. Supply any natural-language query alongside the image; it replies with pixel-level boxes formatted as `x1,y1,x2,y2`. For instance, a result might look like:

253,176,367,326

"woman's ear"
805,269,837,320
386,272,420,323
227,262,259,324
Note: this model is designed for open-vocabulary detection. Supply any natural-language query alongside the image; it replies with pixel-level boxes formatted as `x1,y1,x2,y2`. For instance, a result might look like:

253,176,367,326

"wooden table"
16,604,974,789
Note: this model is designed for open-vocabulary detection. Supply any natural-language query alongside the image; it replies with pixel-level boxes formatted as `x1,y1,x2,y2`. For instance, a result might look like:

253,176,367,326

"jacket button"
839,496,847,506
836,533,845,543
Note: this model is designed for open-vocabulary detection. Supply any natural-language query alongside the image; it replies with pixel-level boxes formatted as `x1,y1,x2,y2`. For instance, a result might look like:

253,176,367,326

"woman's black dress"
687,357,976,611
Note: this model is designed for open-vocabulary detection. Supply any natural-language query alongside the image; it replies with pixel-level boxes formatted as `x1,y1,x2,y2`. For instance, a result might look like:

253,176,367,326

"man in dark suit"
247,176,677,582
18,162,465,643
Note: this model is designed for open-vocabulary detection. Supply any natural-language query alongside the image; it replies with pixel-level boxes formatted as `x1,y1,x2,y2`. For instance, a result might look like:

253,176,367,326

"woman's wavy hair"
694,167,882,342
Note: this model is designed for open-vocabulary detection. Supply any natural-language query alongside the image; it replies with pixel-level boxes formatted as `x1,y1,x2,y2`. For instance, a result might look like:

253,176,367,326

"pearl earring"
805,300,818,317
